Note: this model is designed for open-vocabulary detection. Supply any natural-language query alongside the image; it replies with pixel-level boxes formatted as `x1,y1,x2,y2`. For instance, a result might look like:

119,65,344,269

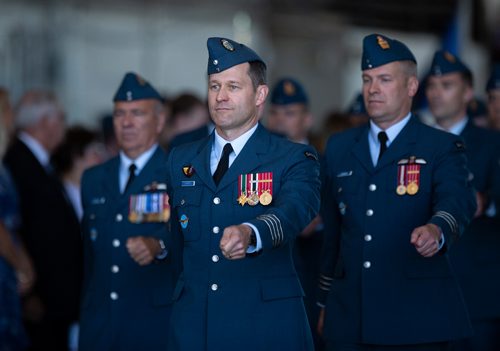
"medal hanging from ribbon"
396,163,407,195
238,172,273,206
129,192,170,223
396,157,420,196
406,158,420,195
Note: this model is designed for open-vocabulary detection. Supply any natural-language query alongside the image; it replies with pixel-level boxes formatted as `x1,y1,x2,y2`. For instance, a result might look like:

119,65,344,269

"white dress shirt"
119,144,158,193
210,124,262,252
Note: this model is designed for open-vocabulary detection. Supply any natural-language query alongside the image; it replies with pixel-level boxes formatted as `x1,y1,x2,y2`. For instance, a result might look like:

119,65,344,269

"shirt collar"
213,123,259,159
435,116,469,136
369,113,412,147
18,131,50,168
119,144,158,174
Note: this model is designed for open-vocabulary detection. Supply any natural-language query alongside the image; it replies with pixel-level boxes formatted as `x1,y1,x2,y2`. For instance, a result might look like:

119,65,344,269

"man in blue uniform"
318,34,476,351
268,77,325,350
166,37,320,351
486,64,500,131
425,51,500,351
79,72,178,351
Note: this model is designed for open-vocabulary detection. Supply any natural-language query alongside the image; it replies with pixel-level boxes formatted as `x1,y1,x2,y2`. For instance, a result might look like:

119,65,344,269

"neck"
63,169,81,186
216,120,258,142
435,113,466,131
373,113,409,131
22,128,50,153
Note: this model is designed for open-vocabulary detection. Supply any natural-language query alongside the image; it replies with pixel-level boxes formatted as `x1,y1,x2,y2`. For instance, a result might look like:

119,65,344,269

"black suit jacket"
3,137,82,322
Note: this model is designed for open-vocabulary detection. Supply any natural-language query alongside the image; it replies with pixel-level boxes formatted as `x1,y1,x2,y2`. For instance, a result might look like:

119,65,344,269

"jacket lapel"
216,124,269,191
351,127,375,174
376,116,419,171
102,157,121,199
190,135,217,192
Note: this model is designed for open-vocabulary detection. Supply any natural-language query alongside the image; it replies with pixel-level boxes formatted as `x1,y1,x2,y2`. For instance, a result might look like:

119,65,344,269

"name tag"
336,171,353,178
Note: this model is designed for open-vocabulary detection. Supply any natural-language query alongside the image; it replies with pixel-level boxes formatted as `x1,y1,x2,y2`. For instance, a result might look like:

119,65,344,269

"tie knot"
222,143,233,155
129,163,137,174
378,131,388,145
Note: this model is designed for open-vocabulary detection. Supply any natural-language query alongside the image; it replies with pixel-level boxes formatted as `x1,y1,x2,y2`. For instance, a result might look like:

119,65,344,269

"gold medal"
259,191,272,206
237,194,247,206
128,212,138,222
246,192,259,206
396,185,407,195
407,182,419,195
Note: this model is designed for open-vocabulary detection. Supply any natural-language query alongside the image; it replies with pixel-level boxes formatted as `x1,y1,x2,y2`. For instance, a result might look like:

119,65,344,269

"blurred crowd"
0,53,499,351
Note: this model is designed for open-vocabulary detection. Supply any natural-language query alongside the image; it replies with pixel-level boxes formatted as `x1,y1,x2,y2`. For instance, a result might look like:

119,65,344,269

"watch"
155,239,168,260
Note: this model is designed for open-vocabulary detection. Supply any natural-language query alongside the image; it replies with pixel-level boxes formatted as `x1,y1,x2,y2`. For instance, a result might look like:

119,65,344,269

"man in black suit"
3,90,82,351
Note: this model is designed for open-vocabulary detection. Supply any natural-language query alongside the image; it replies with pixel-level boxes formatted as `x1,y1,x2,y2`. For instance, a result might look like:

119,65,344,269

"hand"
126,236,162,266
317,307,325,336
474,191,487,218
219,224,252,260
23,294,45,322
299,215,322,237
16,247,36,295
410,223,441,257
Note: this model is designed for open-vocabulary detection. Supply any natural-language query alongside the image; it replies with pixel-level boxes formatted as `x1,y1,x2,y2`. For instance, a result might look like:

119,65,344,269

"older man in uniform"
318,34,476,351
79,73,178,351
166,37,320,351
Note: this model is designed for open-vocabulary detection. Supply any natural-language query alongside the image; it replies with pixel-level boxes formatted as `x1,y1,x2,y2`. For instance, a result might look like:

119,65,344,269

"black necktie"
125,163,137,192
213,143,233,186
378,131,388,161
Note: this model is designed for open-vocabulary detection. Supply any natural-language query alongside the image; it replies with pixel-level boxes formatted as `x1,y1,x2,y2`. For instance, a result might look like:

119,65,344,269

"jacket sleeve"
245,144,321,251
316,138,342,307
428,136,477,247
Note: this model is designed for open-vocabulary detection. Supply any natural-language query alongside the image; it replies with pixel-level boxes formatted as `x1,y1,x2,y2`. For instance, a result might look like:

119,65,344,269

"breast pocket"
334,176,361,218
172,189,202,241
83,203,109,251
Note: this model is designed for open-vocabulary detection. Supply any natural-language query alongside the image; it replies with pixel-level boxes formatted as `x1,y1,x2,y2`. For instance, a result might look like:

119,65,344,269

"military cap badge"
377,36,390,50
444,51,456,63
221,39,235,51
284,81,296,96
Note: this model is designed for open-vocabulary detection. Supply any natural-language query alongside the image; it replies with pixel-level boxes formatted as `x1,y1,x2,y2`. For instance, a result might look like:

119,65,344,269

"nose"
121,112,134,127
367,80,379,95
216,87,228,102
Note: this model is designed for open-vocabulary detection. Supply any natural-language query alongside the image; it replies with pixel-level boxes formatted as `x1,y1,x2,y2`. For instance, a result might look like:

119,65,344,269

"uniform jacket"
166,124,320,351
449,121,500,321
79,146,178,351
319,116,476,345
3,137,82,322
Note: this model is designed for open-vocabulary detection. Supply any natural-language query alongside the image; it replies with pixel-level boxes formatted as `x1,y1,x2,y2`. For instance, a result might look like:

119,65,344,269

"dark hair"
51,126,99,175
247,61,267,90
171,93,205,118
460,70,474,87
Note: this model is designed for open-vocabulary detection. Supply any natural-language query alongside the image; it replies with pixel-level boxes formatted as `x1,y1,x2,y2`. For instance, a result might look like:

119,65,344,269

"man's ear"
255,85,269,107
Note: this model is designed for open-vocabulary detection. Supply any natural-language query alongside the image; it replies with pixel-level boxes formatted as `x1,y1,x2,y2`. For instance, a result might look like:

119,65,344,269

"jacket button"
112,239,120,247
364,234,372,242
211,283,218,291
213,197,221,205
366,209,374,216
111,265,119,273
363,261,371,269
110,292,119,300
369,184,377,191
116,214,123,222
212,226,220,234
212,255,219,262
